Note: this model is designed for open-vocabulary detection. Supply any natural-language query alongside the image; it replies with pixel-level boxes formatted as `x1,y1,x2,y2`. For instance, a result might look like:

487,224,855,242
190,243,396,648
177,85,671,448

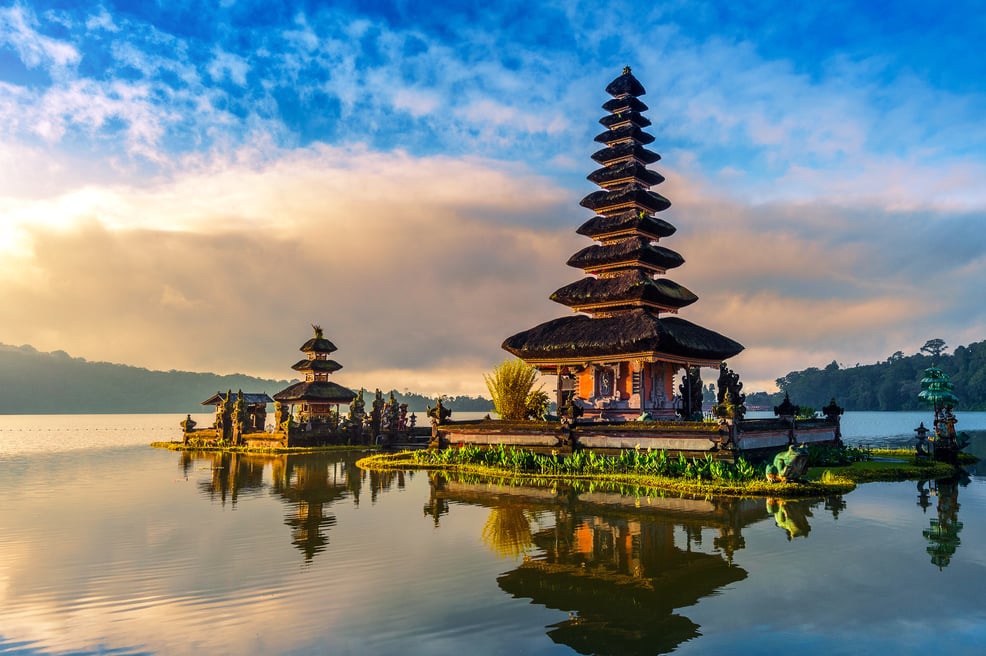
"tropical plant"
484,358,545,421
796,406,818,420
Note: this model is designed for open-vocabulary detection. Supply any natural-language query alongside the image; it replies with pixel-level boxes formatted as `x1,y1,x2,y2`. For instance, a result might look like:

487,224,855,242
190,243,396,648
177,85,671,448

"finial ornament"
622,65,631,75
312,324,323,338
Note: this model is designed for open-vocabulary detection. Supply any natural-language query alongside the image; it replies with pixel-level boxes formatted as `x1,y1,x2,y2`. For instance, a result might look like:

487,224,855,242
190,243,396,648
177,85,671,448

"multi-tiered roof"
503,67,743,367
274,325,356,406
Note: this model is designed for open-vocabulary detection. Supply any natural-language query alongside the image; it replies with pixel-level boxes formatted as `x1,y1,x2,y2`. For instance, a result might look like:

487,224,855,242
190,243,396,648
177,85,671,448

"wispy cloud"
0,4,79,69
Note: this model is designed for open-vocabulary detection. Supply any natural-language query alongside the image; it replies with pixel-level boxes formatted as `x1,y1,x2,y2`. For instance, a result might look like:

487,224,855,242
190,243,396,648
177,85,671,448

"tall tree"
920,338,948,359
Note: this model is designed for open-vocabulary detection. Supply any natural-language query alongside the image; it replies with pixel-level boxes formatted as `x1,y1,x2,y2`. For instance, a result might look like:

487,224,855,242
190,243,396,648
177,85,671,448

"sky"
2,0,986,397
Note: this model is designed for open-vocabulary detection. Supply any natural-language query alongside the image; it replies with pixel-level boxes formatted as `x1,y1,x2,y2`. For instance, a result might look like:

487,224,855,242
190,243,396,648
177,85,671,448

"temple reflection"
178,451,410,563
426,472,843,655
917,474,967,570
181,450,267,506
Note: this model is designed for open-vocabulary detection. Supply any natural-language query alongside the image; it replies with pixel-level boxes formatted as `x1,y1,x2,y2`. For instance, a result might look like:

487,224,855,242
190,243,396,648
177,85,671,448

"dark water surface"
2,415,986,655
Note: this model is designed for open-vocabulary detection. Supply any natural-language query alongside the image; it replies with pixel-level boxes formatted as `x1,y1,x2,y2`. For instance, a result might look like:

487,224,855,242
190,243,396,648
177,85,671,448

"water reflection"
426,472,844,655
481,507,542,559
765,498,813,539
177,450,410,563
917,475,968,570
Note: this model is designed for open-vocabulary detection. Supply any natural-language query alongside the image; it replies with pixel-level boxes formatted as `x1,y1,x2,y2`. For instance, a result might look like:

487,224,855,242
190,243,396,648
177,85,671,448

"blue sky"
2,0,986,396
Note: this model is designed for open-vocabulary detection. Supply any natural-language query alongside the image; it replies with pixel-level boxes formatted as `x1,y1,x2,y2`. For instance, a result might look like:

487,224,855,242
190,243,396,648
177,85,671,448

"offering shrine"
503,67,744,421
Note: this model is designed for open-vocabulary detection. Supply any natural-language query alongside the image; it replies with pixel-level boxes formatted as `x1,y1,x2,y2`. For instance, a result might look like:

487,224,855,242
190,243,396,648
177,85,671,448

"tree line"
771,338,986,411
10,336,984,415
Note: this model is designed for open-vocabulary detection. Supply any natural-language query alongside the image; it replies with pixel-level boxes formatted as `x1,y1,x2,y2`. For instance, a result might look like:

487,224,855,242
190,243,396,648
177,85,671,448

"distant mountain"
0,343,295,414
0,343,493,415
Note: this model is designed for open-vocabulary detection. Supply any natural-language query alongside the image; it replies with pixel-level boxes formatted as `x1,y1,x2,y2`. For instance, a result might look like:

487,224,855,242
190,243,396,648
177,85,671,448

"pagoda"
503,67,744,421
274,325,357,422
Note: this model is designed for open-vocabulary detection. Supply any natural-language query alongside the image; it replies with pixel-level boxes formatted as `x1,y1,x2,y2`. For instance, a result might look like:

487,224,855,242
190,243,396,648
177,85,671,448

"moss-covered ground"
356,446,974,499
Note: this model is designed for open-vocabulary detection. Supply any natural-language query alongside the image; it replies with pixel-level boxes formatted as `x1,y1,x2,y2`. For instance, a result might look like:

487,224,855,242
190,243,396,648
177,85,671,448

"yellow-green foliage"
484,358,544,421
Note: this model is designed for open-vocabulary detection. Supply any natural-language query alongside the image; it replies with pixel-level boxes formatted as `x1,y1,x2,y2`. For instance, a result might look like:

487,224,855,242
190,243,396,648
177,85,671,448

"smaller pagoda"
274,325,357,425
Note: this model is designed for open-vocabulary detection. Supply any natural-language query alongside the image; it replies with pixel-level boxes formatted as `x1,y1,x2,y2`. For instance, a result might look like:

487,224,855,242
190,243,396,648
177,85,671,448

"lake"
2,412,986,655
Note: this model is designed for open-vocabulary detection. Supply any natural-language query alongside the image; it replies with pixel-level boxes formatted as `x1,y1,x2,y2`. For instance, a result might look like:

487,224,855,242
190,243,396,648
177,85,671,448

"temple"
273,324,357,426
503,67,744,421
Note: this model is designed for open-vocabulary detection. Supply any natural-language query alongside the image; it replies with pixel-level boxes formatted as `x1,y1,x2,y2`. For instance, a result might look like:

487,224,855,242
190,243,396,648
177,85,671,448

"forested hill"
774,339,986,411
0,343,492,414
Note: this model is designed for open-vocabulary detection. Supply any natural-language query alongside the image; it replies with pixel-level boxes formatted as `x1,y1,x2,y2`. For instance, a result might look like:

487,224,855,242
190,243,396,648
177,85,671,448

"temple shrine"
503,67,744,421
183,325,360,447
273,324,357,426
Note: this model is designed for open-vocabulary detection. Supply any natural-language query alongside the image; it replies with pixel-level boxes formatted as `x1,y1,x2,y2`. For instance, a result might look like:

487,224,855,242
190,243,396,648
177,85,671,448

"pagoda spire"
550,67,697,316
502,68,743,421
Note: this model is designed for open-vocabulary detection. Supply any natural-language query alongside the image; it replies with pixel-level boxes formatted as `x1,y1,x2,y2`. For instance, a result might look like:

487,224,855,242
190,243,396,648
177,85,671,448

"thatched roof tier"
598,111,652,129
502,310,743,364
580,187,671,215
576,211,676,242
298,324,338,354
591,143,660,166
602,96,648,113
587,161,664,189
201,392,274,406
605,69,646,97
593,125,655,146
291,359,343,373
273,381,357,404
300,336,337,354
550,272,698,312
567,237,684,274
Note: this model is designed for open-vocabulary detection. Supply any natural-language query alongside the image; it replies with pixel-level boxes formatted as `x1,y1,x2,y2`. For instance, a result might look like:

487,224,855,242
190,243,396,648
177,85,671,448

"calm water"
2,413,986,655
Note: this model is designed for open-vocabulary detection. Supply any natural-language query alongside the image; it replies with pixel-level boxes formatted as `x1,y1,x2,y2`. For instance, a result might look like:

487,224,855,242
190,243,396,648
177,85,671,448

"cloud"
84,6,118,33
207,47,250,86
0,145,577,396
6,140,986,397
0,4,80,70
3,0,986,396
653,173,986,389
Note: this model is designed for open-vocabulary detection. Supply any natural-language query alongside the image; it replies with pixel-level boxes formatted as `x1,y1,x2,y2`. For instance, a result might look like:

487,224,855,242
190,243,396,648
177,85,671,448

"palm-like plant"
484,358,545,420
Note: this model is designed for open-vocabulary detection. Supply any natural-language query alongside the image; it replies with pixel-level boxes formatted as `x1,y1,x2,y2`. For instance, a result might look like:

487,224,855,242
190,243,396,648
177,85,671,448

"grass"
356,444,974,499
805,449,963,483
359,451,849,498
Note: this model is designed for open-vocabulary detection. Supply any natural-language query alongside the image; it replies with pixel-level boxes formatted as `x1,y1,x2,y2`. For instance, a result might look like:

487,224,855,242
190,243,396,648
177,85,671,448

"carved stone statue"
180,414,196,432
398,403,409,432
765,444,809,483
678,366,704,420
370,389,385,437
714,363,746,421
231,390,247,444
274,401,290,431
427,396,452,426
348,389,367,443
382,392,400,434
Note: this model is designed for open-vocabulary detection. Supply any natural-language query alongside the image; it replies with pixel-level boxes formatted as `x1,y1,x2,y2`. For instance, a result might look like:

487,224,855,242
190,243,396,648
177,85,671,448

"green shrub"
484,358,546,421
